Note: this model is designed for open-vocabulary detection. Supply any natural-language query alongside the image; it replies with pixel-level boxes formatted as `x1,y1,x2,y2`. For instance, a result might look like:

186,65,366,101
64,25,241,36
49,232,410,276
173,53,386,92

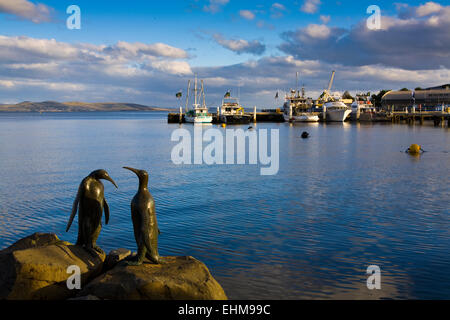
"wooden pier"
168,111,284,124
168,110,449,127
390,111,450,127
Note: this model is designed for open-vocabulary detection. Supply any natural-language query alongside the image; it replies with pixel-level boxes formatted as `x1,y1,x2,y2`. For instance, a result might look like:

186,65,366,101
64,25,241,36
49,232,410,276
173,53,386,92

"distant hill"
0,101,171,112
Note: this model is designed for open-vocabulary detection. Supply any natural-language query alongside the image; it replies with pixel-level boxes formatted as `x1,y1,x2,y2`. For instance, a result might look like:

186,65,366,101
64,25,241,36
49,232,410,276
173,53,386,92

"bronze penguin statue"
123,167,161,265
66,169,118,255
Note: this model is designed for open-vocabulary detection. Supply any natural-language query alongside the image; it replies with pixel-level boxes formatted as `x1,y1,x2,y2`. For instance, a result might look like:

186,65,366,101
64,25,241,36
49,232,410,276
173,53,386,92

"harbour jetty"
0,233,227,300
168,110,449,126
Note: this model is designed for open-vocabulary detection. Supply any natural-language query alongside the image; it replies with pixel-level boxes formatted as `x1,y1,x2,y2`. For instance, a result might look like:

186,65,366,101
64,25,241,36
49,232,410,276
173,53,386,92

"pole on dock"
253,106,257,123
322,104,327,121
179,106,183,123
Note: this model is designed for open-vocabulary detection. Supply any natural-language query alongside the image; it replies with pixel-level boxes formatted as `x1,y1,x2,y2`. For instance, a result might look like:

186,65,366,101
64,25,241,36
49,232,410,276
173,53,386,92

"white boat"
295,113,320,122
184,75,212,124
324,101,352,122
185,108,213,123
282,73,318,122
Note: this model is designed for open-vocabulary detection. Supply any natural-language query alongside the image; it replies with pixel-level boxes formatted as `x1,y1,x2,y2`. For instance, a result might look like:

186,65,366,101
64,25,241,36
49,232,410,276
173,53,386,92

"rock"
103,248,132,271
0,233,105,300
80,256,227,300
0,233,61,254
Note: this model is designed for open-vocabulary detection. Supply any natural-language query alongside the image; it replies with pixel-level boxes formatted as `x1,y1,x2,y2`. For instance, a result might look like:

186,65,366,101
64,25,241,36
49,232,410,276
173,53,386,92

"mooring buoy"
301,131,309,139
406,144,422,154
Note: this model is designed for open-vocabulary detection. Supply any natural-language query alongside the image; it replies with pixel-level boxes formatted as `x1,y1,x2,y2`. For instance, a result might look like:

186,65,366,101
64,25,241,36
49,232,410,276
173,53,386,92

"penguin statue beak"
105,176,118,189
123,166,140,176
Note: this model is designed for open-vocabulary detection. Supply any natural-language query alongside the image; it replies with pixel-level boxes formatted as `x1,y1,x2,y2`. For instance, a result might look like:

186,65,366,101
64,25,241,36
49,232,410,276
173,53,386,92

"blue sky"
0,0,449,107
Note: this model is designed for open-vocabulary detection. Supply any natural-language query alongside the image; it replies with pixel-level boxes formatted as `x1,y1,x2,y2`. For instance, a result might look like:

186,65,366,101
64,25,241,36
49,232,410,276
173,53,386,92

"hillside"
0,101,171,112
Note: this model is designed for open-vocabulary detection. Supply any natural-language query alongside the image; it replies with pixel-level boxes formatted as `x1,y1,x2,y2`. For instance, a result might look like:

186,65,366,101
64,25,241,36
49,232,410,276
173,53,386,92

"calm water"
0,112,449,299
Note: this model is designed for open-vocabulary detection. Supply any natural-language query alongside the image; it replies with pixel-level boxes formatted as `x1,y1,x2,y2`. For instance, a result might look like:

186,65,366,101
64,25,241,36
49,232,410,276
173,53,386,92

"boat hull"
185,116,213,123
220,114,252,124
326,109,352,122
283,114,320,122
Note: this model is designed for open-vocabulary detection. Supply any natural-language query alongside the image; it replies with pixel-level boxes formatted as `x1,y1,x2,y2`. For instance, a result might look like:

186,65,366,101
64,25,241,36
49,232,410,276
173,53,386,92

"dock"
390,111,450,127
168,111,284,124
168,110,450,127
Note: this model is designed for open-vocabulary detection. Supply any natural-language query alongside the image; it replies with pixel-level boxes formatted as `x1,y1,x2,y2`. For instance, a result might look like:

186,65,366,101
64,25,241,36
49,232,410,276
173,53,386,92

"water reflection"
0,112,449,299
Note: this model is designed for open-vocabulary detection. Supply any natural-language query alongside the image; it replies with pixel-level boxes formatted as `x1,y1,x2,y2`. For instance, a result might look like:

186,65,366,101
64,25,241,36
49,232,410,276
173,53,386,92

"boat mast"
185,80,191,112
194,74,198,108
201,80,206,108
296,72,299,97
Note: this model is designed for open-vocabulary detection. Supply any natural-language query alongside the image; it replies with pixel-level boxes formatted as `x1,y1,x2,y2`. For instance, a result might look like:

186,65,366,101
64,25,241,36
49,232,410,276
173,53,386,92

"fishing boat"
184,76,212,124
282,73,318,122
218,94,251,124
351,93,375,121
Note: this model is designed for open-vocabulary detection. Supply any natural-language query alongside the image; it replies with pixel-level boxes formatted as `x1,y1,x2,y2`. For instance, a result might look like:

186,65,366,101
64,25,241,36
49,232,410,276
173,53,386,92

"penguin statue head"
123,167,149,189
89,169,118,188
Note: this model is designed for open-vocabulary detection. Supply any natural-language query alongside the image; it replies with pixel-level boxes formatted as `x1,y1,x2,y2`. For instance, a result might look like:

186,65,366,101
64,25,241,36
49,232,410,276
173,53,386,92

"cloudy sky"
0,0,449,108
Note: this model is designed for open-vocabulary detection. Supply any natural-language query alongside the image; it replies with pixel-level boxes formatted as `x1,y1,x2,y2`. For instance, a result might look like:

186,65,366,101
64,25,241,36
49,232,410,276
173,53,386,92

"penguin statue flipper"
66,183,83,232
103,199,110,225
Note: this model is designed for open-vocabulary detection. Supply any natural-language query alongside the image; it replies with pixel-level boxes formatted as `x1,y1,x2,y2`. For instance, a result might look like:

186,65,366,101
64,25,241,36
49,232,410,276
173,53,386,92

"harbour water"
0,112,449,299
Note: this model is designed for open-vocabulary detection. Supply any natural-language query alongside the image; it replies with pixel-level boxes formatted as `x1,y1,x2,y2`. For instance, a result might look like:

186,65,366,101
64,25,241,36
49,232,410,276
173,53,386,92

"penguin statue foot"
85,246,103,257
123,259,143,266
146,253,161,264
123,254,144,266
93,245,105,255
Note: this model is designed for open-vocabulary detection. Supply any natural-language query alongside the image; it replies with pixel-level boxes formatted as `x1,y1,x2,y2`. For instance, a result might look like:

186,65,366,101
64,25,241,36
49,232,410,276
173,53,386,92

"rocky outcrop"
79,256,227,300
103,248,132,271
0,233,105,300
0,234,227,300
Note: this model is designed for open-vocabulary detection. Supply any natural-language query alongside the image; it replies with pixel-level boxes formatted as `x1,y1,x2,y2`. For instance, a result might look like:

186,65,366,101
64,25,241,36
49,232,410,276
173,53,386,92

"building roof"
381,91,412,101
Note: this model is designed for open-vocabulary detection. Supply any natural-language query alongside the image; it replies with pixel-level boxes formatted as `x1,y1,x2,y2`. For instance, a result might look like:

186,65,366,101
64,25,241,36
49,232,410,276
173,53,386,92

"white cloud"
150,60,192,75
239,10,255,20
320,15,330,24
213,34,266,55
304,24,331,39
272,3,286,11
203,0,229,13
108,42,188,59
416,1,442,17
300,0,321,14
271,2,287,18
0,0,51,23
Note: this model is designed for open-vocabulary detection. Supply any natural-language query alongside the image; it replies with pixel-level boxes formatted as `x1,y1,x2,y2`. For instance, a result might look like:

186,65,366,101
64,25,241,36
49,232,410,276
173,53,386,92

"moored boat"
324,101,352,122
282,73,318,122
184,75,212,124
218,94,251,124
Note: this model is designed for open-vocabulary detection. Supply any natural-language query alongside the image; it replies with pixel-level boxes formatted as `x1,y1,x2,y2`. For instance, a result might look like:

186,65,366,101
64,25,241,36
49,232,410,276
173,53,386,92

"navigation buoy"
406,144,422,154
301,131,309,139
